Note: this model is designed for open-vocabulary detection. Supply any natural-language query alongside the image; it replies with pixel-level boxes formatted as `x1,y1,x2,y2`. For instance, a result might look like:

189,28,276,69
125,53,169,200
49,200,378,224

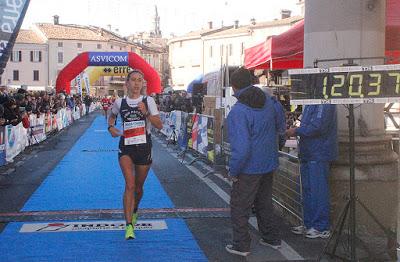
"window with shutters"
33,70,40,81
58,42,63,47
77,43,82,48
11,51,22,62
13,70,19,81
58,52,63,63
30,51,42,62
97,44,102,49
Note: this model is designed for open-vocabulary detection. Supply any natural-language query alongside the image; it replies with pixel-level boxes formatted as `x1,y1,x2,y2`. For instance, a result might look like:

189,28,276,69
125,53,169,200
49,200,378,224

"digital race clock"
289,64,400,105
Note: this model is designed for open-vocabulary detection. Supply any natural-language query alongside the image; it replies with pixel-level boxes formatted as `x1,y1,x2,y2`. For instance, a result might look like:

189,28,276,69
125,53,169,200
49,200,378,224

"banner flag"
207,118,214,162
0,126,5,166
186,114,194,149
197,116,208,156
76,74,82,96
191,114,199,150
0,0,31,75
83,72,90,96
178,112,188,149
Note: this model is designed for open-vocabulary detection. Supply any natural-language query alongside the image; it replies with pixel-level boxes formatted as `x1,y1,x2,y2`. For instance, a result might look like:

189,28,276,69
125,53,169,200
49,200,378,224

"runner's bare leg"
119,155,136,224
134,164,150,211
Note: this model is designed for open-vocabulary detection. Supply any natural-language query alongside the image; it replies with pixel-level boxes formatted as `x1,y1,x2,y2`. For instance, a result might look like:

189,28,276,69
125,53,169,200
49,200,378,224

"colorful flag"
0,0,31,75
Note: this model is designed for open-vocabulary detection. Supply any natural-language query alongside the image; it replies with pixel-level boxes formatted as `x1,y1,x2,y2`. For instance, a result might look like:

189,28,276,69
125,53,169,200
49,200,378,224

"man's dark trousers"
230,172,279,251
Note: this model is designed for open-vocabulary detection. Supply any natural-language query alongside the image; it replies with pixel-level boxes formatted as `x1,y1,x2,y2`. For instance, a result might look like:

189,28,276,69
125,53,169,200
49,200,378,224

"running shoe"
125,224,135,240
225,244,250,257
132,213,138,226
305,228,330,239
259,238,282,250
291,225,306,235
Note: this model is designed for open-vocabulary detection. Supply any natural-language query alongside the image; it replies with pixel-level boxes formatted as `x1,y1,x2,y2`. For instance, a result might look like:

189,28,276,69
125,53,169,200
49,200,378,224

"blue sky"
22,0,301,37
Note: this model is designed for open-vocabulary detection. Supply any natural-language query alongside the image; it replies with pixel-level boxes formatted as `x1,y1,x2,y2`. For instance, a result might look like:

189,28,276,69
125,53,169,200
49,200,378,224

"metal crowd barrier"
158,110,303,225
223,142,303,225
275,151,303,225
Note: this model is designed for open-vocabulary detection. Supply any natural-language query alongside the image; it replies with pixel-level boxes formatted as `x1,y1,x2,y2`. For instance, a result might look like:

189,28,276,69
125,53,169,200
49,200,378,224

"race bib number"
124,120,146,145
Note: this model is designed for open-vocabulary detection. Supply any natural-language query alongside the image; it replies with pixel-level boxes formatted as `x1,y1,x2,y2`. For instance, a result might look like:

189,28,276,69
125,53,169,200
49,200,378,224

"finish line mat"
0,116,207,262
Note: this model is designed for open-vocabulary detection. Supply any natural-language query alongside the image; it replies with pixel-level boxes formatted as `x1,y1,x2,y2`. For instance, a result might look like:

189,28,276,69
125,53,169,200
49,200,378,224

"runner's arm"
108,99,122,137
145,97,163,130
147,114,162,130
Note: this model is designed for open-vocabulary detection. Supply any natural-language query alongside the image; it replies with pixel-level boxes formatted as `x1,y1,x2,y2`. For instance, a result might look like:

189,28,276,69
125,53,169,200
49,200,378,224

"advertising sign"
88,52,129,66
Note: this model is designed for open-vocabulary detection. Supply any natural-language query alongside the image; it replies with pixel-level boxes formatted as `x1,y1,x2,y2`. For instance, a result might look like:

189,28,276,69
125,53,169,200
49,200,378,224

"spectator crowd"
154,91,193,113
0,85,97,128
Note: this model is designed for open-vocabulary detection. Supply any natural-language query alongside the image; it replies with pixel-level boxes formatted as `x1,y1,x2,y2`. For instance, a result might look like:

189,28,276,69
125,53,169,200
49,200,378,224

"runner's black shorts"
118,135,152,165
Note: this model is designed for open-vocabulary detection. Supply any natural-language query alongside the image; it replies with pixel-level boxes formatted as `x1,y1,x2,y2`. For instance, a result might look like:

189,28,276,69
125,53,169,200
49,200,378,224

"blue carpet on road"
0,116,207,261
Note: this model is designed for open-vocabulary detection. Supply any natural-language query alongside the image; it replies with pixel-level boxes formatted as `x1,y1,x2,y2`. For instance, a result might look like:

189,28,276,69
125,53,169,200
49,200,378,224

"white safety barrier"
0,102,101,165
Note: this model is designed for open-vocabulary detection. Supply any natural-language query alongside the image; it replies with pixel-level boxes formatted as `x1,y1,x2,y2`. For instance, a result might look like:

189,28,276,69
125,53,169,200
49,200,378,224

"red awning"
386,0,400,64
244,20,304,70
245,0,400,70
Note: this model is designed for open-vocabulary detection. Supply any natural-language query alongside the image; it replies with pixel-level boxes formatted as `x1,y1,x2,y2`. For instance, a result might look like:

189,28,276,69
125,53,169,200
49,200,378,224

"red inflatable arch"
55,52,161,94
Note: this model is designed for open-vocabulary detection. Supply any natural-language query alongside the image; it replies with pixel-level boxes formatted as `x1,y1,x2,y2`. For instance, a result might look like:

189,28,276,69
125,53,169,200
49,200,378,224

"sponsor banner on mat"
20,220,168,233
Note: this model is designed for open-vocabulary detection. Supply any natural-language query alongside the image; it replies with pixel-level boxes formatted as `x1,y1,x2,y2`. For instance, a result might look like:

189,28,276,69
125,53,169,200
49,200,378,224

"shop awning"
244,19,304,70
386,0,400,64
245,0,400,70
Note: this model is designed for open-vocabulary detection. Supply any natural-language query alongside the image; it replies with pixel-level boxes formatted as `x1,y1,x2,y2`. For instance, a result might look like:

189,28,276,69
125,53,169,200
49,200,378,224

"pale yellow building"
168,14,303,90
168,23,232,90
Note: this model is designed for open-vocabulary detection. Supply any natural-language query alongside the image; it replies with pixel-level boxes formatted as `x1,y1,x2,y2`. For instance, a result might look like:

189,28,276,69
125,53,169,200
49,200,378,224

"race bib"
123,120,147,145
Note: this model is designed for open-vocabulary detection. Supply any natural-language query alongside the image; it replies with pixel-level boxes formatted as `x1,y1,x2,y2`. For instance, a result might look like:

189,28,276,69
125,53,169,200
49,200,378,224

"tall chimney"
250,18,256,25
208,21,213,29
281,9,291,19
53,15,59,25
234,20,239,29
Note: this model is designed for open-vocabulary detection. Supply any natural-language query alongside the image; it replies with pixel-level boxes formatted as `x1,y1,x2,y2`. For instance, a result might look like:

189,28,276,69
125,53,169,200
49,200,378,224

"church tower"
153,5,162,37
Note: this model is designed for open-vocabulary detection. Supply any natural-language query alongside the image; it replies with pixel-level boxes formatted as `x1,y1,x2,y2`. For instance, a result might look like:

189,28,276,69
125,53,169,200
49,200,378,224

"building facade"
1,16,161,96
168,24,232,89
168,15,303,90
2,30,48,91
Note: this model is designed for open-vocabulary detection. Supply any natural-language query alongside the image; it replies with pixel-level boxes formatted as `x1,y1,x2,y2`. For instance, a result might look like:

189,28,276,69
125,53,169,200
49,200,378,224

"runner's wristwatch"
107,125,114,131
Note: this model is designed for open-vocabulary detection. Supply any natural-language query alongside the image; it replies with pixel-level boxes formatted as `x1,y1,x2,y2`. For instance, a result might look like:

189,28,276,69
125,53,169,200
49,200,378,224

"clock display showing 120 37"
288,64,400,105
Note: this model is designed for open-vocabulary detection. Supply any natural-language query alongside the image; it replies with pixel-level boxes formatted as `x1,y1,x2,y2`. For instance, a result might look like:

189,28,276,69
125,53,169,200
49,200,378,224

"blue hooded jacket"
295,105,338,162
227,86,285,176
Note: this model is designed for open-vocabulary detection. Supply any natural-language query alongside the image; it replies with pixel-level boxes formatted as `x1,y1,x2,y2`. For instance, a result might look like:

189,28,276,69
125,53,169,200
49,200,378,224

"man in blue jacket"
225,67,285,257
286,104,337,238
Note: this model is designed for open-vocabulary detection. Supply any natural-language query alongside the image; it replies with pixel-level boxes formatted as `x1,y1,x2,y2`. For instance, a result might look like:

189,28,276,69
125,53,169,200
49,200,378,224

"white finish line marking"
94,129,108,132
20,220,167,233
